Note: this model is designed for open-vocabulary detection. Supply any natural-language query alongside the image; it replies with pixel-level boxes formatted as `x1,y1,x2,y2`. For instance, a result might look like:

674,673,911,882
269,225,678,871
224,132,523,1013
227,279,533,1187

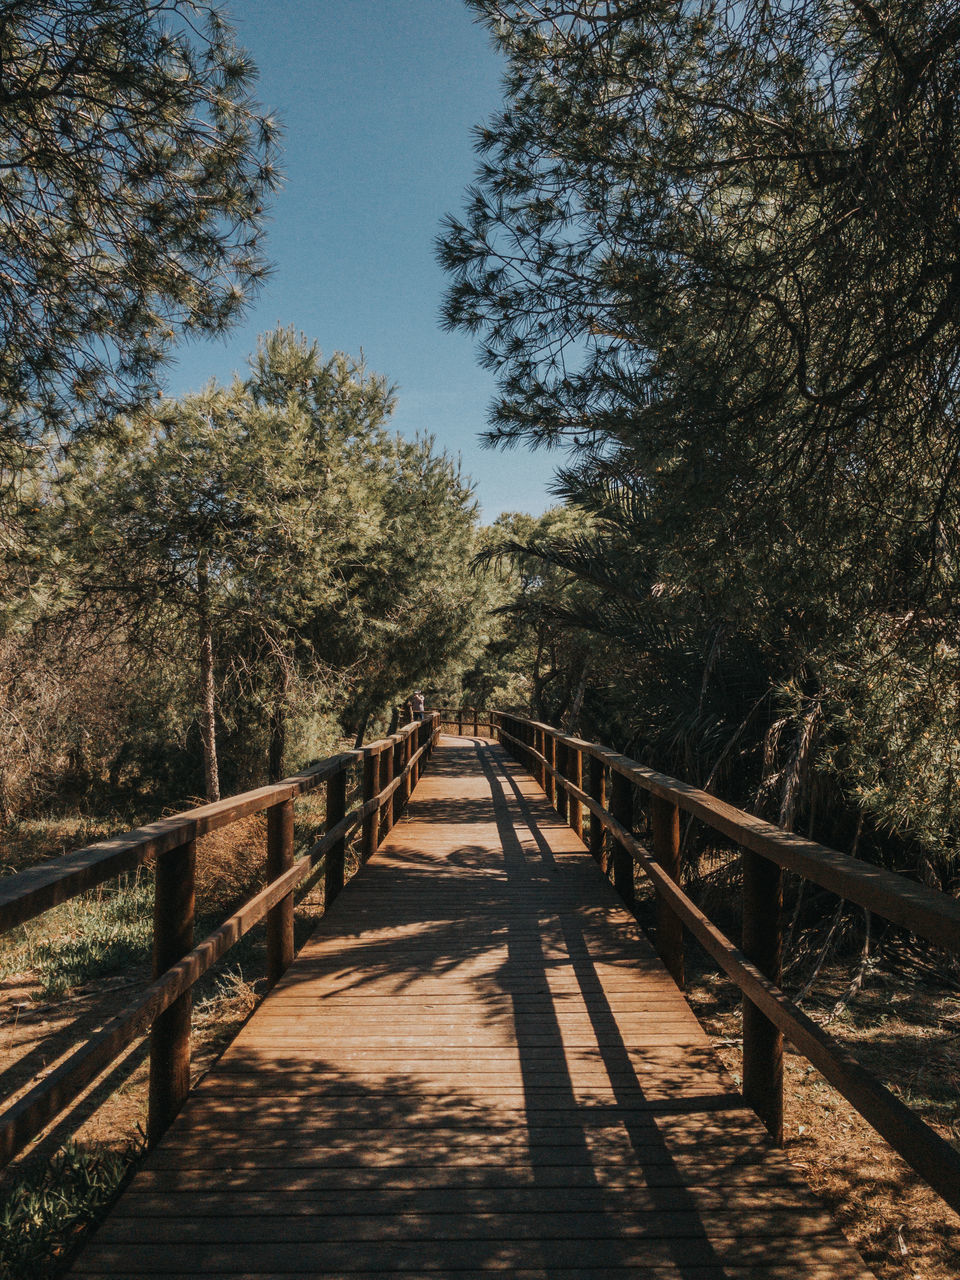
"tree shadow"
69,739,869,1278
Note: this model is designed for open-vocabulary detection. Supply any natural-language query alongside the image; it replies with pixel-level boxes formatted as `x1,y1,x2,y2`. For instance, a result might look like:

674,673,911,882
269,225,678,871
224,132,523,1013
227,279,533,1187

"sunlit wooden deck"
72,736,873,1278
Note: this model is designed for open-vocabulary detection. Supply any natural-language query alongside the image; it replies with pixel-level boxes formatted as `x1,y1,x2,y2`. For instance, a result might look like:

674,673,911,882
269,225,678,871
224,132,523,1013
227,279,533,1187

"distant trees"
14,329,487,810
0,0,278,466
464,507,603,725
441,2,960,871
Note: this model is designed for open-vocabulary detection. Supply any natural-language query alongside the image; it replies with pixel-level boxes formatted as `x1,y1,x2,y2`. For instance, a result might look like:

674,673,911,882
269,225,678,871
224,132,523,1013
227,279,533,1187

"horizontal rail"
0,758,348,937
494,714,960,1215
434,708,494,735
514,721,960,954
0,716,438,1167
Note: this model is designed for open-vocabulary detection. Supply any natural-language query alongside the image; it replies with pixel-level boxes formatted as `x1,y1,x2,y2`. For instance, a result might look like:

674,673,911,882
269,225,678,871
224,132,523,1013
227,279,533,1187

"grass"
0,871,153,1000
0,1142,137,1280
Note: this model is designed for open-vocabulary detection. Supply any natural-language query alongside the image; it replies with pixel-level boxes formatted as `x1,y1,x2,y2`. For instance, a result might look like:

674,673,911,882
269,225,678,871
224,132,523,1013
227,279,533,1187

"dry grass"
685,954,960,1280
195,811,268,916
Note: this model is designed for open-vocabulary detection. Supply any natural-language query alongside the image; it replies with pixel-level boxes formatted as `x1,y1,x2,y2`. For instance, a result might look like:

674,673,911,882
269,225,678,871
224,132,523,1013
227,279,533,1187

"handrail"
0,759,345,937
0,713,441,1167
434,707,493,735
492,711,960,1216
518,723,960,952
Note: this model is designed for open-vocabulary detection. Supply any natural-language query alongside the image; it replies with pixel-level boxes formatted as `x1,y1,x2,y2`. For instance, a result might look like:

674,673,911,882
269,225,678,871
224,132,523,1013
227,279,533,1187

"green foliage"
0,0,279,463
0,871,152,998
0,327,491,815
465,506,607,723
0,1141,134,1278
441,1,960,870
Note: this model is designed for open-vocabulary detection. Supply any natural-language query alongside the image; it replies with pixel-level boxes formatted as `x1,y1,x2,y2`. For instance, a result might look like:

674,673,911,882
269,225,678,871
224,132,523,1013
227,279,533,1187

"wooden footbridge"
3,711,960,1277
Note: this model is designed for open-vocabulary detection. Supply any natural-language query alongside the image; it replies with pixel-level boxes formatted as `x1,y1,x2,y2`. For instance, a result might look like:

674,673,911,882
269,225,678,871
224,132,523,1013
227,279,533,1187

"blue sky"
164,0,559,521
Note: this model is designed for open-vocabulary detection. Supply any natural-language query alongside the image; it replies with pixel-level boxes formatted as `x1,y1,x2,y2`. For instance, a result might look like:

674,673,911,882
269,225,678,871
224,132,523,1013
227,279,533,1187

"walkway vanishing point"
71,735,874,1279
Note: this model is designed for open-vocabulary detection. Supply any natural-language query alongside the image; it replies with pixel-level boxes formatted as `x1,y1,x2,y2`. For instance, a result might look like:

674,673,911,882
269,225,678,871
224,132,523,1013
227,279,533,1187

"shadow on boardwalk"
70,738,873,1279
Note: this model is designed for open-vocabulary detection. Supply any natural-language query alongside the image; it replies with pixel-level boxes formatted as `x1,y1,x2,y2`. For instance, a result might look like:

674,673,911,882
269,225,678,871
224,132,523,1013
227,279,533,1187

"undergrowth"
0,872,153,999
0,1142,136,1279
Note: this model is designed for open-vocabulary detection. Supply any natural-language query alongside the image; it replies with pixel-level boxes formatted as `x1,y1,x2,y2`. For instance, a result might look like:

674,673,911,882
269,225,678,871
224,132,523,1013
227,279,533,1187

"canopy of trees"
0,330,487,818
0,0,278,465
441,1,960,878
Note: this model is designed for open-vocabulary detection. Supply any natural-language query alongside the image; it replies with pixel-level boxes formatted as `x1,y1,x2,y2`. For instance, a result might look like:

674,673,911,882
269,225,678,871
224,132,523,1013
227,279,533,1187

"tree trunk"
532,620,545,718
197,558,220,802
268,705,286,783
563,659,588,734
268,660,291,783
353,711,369,750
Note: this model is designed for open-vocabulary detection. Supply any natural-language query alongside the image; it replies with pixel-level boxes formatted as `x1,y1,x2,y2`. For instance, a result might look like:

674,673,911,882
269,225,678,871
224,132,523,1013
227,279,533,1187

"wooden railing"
0,713,441,1168
493,711,960,1214
435,707,495,736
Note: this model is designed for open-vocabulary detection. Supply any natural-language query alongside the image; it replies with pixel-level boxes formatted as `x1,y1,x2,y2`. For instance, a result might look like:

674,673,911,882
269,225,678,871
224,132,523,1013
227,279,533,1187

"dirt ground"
685,956,960,1280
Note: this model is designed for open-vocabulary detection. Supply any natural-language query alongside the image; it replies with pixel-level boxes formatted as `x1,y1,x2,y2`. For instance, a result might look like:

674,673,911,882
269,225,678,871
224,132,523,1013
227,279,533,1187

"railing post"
324,765,347,907
609,769,635,909
416,718,428,781
589,755,606,869
742,850,784,1143
567,743,583,840
473,707,479,736
266,797,295,984
651,795,684,988
392,735,404,825
381,738,395,838
148,837,196,1143
458,708,464,736
555,739,569,822
361,746,380,862
545,731,556,806
533,726,545,790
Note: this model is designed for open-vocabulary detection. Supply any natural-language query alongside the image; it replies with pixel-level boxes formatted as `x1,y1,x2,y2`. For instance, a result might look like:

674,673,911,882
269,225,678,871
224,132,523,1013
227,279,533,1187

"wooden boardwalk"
72,737,874,1279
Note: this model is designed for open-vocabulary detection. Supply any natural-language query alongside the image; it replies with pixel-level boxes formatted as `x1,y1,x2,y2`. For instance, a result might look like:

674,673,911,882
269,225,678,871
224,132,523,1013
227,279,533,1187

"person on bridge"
411,690,425,721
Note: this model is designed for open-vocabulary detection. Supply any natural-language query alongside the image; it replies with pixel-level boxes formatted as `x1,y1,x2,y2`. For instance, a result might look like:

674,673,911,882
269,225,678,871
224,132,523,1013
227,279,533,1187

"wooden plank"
70,739,873,1280
132,1162,814,1192
110,1186,840,1220
93,1210,841,1244
72,1238,868,1273
66,1268,863,1280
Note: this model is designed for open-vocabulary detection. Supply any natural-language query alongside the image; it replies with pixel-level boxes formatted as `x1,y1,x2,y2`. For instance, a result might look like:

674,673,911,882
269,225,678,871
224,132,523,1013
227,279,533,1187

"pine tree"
439,1,960,865
58,329,488,791
0,0,279,467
